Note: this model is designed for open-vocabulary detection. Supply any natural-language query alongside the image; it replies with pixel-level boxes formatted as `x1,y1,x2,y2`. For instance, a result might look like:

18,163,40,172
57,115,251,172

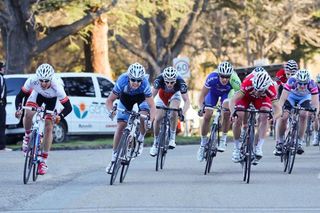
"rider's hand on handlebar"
198,109,204,117
55,115,61,124
15,110,22,119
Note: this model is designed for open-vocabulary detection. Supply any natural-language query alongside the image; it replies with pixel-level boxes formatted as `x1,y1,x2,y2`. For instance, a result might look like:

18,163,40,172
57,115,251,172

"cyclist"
196,61,241,162
312,74,320,146
274,69,319,155
15,63,72,175
149,66,190,156
105,62,155,172
229,68,281,162
274,60,299,98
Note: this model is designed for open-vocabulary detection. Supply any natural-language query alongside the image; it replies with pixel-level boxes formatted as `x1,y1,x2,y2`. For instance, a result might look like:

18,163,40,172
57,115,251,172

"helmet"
36,63,55,80
253,66,266,73
217,61,233,76
316,74,320,83
295,69,310,83
163,66,177,81
127,62,145,80
253,71,272,91
284,60,298,74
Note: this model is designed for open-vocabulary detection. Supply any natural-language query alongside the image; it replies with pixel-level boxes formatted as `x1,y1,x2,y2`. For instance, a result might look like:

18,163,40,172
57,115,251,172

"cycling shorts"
235,95,272,110
204,91,228,107
26,90,57,120
155,90,181,107
117,100,149,122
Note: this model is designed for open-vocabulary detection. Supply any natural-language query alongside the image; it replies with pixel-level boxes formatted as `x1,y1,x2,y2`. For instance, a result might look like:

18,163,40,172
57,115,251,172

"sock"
221,133,227,142
257,139,265,148
170,130,176,140
234,139,241,149
138,133,145,142
111,150,117,161
25,130,31,135
41,152,48,163
200,136,208,146
153,136,158,145
279,135,285,144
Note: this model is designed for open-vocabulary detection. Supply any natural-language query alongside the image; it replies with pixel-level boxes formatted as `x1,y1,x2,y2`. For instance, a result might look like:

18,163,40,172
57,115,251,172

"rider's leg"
168,99,181,148
218,99,231,151
232,111,244,162
313,113,319,146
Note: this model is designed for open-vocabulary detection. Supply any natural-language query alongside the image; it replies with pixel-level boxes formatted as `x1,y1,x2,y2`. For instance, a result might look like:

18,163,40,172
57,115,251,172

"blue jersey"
205,72,240,96
112,73,152,98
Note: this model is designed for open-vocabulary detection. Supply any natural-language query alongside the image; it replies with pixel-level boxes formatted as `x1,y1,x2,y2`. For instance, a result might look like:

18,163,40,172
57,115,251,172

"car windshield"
6,77,27,95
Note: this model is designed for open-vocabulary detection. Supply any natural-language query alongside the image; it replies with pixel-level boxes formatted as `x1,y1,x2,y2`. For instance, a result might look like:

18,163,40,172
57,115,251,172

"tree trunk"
84,32,93,72
91,14,112,79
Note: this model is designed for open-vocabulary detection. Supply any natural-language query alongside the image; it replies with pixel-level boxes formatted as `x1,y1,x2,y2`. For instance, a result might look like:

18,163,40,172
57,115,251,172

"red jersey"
274,69,287,86
240,74,277,102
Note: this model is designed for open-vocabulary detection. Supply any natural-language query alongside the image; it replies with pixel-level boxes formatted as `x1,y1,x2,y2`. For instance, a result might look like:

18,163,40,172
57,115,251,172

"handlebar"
117,108,149,120
233,107,273,120
22,106,56,115
156,106,184,121
291,105,316,113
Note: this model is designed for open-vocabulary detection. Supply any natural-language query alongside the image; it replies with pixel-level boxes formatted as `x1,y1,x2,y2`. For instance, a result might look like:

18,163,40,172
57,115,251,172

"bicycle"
280,105,316,174
202,105,227,175
154,106,183,171
22,106,55,184
234,106,272,184
108,108,148,185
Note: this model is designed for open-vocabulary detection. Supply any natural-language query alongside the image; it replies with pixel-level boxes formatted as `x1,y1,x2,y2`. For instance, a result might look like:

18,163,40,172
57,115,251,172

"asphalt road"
1,137,320,212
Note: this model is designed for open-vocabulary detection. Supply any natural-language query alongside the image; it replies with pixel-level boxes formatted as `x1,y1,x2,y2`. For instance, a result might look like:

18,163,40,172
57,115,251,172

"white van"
5,73,117,143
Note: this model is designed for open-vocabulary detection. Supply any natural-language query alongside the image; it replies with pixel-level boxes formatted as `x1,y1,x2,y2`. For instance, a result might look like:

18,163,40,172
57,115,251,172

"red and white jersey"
240,74,277,101
274,69,287,86
22,75,68,103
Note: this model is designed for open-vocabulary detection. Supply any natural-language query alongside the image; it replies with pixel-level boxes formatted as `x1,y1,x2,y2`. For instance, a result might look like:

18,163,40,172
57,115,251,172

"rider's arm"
278,89,289,108
152,87,159,98
59,99,72,118
181,93,190,115
311,94,319,114
15,89,29,110
198,86,209,109
106,92,118,112
272,101,281,120
145,96,156,122
229,91,244,115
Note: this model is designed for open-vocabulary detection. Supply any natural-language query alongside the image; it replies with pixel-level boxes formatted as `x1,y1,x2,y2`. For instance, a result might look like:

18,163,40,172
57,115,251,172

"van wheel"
53,121,67,143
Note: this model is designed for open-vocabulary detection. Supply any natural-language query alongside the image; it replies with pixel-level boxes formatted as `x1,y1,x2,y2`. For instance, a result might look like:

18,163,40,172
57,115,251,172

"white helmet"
253,71,272,91
163,66,177,81
296,69,310,83
284,60,298,74
36,63,55,80
127,62,145,80
217,61,233,76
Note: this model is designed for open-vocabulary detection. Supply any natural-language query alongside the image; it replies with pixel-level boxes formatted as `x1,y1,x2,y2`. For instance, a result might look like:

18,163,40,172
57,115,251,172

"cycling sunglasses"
39,79,50,83
298,82,308,85
130,78,142,83
219,75,231,79
165,81,176,85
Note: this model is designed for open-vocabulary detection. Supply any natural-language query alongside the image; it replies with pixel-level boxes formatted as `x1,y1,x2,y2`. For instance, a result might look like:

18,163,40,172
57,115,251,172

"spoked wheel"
23,147,34,184
110,141,125,185
120,137,136,183
160,147,167,170
32,160,39,182
282,148,289,173
243,126,253,184
204,125,218,175
156,128,166,171
288,137,298,174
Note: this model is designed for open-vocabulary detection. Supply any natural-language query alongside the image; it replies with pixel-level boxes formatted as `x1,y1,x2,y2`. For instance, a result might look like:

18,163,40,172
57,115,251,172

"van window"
98,77,114,98
6,77,27,95
62,77,95,97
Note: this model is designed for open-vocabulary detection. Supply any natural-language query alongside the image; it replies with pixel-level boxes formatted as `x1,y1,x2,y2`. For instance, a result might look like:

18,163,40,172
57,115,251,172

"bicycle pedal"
252,159,259,166
121,160,130,165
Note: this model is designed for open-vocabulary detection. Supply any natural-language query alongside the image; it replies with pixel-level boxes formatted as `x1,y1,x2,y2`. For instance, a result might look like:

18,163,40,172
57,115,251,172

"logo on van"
73,103,89,119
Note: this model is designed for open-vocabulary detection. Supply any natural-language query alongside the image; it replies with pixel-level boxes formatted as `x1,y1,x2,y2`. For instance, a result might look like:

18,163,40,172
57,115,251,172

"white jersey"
22,74,67,102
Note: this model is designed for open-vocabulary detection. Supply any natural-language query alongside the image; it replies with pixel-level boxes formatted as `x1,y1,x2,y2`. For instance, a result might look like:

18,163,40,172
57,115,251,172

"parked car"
5,73,117,143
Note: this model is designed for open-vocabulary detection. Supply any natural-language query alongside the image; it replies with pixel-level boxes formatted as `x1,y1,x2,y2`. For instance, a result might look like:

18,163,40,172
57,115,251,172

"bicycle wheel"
156,124,166,171
120,134,135,183
160,126,169,170
288,129,299,174
110,131,128,185
244,125,254,184
282,139,290,173
23,132,36,184
32,135,40,182
205,124,218,175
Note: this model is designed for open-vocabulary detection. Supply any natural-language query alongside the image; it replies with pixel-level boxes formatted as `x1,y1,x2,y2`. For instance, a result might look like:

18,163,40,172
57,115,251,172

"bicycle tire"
110,131,128,185
288,129,299,174
23,131,36,184
244,124,254,184
282,136,290,172
32,133,41,182
156,123,166,171
160,126,169,170
120,134,135,183
205,124,218,175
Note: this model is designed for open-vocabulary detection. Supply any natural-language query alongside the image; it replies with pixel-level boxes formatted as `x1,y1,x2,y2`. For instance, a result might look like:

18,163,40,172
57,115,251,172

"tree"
0,0,117,74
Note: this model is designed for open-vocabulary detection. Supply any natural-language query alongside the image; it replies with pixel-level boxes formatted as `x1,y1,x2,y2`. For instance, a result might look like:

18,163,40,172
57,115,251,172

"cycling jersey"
22,75,68,102
284,77,318,96
236,74,277,110
204,71,241,106
274,69,287,86
154,74,187,106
